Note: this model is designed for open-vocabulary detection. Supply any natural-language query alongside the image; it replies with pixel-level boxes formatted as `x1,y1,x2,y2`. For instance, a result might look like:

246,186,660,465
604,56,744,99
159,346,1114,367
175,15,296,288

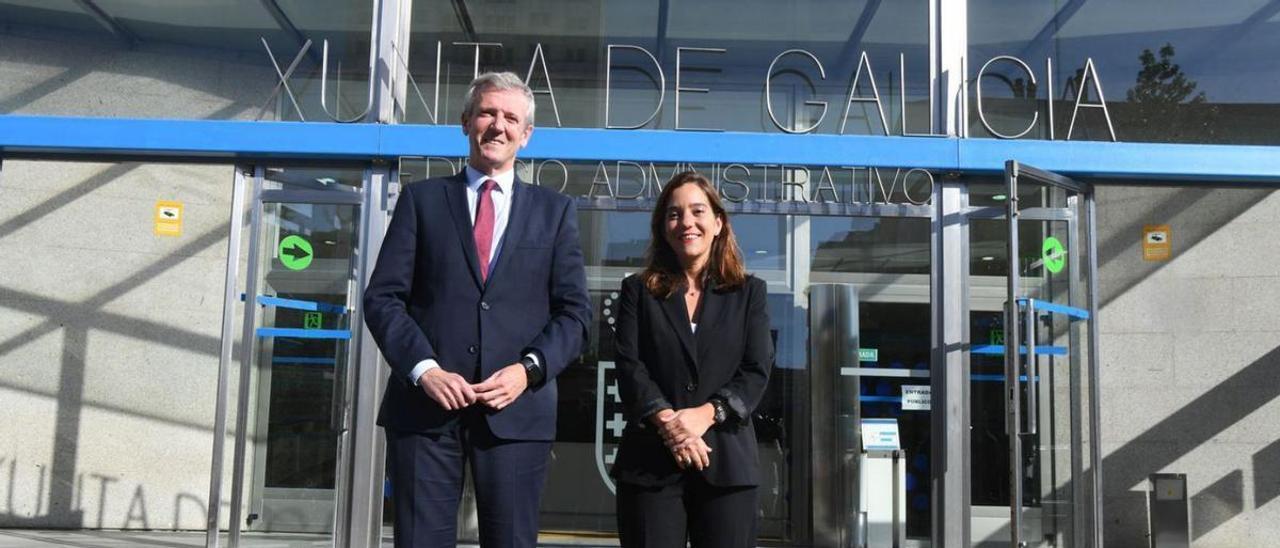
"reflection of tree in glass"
1122,43,1218,142
1127,44,1203,104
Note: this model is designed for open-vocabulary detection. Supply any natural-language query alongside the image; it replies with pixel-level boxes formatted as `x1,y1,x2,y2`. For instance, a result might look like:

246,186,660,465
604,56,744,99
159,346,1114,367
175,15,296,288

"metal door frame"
1002,160,1103,548
206,163,389,548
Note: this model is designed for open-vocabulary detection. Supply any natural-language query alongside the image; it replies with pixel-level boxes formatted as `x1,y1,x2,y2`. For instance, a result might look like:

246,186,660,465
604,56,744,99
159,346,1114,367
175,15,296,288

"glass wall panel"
528,201,932,543
404,0,929,134
969,0,1280,144
0,0,373,121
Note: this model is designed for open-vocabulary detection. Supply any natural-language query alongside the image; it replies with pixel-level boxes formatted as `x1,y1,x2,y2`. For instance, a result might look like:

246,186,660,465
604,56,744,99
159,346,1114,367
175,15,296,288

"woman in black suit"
611,171,774,548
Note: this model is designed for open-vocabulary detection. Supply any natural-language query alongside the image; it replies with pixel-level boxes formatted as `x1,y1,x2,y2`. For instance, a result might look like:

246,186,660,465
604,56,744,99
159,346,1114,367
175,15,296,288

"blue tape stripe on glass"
971,344,1067,356
1018,298,1090,320
860,395,899,403
256,328,351,340
971,374,1039,382
258,295,348,314
271,357,336,365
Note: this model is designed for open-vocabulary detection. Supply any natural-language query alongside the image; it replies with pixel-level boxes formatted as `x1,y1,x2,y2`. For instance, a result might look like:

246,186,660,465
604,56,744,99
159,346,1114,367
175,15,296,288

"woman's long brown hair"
640,171,747,298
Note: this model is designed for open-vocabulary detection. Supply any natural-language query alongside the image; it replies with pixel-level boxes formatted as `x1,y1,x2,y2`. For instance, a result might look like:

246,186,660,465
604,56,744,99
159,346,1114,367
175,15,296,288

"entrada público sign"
279,235,314,271
1042,236,1066,274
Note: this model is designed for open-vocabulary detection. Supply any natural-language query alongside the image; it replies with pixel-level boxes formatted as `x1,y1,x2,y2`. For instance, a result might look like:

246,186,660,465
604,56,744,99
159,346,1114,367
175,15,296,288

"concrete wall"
1096,185,1280,547
0,159,241,530
0,24,274,530
0,22,276,120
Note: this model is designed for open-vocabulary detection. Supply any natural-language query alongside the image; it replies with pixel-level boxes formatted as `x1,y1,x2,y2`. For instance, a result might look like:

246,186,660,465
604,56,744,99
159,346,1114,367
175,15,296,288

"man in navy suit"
364,71,591,547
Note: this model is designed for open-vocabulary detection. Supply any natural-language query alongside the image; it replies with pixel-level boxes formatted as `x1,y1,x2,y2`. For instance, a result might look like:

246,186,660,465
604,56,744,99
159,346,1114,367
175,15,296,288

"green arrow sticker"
1042,236,1066,274
279,235,314,271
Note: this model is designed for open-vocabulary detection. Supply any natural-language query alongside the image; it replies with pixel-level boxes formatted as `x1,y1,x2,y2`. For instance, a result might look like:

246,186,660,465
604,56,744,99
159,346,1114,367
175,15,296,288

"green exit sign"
858,348,878,362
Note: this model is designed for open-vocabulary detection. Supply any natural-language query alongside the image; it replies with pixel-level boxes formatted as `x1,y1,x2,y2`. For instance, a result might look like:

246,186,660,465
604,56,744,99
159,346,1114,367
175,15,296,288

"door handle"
1025,300,1037,436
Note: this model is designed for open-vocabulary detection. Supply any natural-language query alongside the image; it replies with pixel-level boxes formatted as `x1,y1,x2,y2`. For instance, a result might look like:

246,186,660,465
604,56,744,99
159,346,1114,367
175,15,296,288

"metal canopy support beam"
654,0,670,63
1016,0,1087,61
932,179,970,548
377,0,413,124
451,0,478,42
932,1,969,546
827,0,884,97
259,0,323,67
73,0,139,48
847,0,882,51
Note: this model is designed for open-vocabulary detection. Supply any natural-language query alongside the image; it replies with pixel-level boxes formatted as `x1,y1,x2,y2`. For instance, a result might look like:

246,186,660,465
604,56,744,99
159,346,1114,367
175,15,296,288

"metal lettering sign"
406,157,936,207
264,35,1119,142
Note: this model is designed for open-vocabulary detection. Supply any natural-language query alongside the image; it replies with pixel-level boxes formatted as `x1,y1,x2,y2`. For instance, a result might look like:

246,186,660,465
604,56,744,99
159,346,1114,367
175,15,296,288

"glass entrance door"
968,162,1101,547
228,166,367,542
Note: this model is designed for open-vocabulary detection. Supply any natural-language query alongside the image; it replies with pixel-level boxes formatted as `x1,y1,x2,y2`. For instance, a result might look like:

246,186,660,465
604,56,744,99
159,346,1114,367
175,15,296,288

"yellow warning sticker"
1142,224,1170,261
155,200,183,237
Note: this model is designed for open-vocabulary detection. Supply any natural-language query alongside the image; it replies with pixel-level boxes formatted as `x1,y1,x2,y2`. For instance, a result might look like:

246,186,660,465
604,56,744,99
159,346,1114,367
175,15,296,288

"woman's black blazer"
609,273,774,487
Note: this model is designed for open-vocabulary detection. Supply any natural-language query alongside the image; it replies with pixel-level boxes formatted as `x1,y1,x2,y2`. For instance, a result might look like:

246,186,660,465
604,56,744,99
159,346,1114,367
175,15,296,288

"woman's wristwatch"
709,398,729,425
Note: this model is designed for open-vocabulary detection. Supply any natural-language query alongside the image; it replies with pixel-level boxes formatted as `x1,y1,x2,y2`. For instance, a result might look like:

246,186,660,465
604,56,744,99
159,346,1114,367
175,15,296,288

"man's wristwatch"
709,398,728,425
520,355,544,388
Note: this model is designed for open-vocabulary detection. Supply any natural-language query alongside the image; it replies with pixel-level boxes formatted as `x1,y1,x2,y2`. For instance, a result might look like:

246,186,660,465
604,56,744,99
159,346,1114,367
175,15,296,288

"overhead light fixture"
755,250,769,255
981,256,995,261
992,194,1007,201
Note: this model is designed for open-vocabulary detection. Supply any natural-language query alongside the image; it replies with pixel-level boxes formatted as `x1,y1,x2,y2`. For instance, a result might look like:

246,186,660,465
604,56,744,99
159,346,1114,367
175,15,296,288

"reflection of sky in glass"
970,0,1280,104
768,293,806,370
810,217,880,248
734,214,785,271
809,217,930,274
587,210,785,270
600,211,649,265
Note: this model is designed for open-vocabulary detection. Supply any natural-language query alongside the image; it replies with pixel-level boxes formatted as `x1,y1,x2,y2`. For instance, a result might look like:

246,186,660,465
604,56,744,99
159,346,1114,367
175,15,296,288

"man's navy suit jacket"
363,171,592,441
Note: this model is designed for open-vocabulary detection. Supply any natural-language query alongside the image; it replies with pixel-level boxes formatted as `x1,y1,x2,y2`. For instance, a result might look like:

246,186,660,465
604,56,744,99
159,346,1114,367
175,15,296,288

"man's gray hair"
462,72,536,126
